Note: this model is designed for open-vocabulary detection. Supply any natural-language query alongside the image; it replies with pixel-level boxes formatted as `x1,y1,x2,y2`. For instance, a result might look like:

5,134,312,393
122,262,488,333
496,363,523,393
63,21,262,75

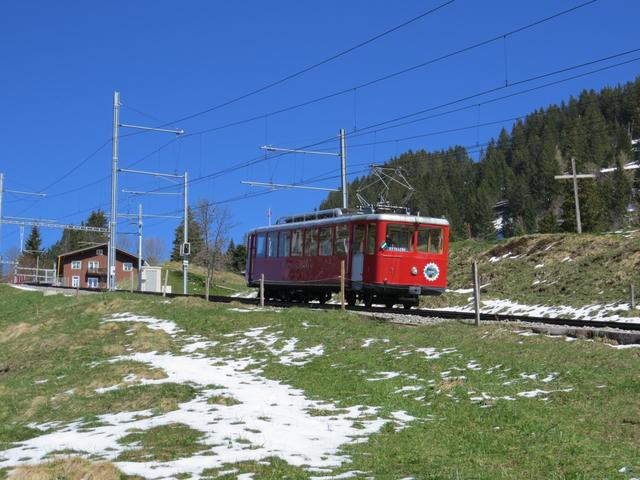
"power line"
144,47,640,195
151,1,455,128
165,0,599,141
10,0,599,207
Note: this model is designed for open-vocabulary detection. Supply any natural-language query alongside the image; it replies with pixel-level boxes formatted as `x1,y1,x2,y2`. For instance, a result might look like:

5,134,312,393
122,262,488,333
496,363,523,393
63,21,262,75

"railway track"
21,283,640,335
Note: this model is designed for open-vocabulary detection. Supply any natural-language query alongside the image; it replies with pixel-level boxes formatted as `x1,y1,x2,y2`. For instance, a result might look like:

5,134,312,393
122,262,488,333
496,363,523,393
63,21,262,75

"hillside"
321,77,640,239
424,229,640,319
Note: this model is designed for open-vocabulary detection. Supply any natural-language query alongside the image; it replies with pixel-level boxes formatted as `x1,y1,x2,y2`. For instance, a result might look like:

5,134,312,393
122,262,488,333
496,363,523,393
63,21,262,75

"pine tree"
538,209,559,233
24,226,42,253
171,207,204,261
607,158,632,227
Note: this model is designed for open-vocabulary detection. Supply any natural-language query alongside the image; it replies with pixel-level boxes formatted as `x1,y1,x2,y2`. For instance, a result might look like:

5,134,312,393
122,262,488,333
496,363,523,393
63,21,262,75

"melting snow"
0,313,415,479
433,299,640,323
366,371,401,382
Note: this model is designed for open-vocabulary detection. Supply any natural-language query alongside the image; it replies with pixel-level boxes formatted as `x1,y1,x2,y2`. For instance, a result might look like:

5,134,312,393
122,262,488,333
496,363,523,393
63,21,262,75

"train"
245,208,449,308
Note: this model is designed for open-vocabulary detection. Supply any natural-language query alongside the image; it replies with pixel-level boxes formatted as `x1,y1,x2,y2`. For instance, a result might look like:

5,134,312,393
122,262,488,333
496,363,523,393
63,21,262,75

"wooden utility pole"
472,261,480,326
554,157,595,234
340,260,346,311
162,269,168,297
259,273,265,307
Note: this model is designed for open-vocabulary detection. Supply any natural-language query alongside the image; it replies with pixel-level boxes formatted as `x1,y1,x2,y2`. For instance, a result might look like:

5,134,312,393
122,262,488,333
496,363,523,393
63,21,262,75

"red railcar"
246,209,449,308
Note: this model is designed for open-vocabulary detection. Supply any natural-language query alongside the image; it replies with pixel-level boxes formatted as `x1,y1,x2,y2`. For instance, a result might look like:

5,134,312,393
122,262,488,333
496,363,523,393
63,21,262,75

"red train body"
246,209,449,308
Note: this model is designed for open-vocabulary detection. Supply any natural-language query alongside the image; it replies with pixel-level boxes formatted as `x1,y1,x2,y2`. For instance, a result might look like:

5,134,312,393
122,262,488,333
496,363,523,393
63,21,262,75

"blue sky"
1,0,639,259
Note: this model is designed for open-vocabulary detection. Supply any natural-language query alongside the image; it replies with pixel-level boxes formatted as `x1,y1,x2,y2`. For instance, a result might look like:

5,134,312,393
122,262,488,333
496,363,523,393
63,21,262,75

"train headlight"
410,266,418,276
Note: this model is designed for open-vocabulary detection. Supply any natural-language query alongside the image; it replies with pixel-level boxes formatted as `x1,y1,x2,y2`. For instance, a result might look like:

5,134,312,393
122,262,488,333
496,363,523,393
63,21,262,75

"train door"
246,234,255,282
350,223,366,289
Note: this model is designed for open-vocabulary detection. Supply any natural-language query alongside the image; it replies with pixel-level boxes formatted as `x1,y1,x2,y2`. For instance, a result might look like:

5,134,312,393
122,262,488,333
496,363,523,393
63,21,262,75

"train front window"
382,224,414,252
291,230,303,256
256,234,266,257
304,229,318,256
335,224,348,256
418,226,443,254
278,230,290,257
319,227,332,256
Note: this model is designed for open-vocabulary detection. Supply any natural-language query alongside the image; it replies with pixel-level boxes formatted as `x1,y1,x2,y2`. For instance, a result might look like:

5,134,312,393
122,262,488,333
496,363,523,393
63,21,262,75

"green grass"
117,423,208,462
0,285,639,479
163,266,251,297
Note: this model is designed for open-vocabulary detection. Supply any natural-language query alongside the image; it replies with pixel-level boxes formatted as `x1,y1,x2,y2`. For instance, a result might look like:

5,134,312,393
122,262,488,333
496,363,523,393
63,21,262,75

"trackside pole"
472,261,480,326
340,260,346,311
130,270,134,293
631,284,636,310
163,269,168,298
259,273,265,307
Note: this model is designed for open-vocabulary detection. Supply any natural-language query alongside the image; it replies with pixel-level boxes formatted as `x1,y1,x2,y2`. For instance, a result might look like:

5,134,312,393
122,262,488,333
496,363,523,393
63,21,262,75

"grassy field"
0,285,638,479
423,230,640,315
161,262,251,297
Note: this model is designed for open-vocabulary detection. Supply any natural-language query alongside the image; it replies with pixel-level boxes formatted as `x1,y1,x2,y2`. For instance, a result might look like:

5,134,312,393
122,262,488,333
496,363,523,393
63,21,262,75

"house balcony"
86,267,108,276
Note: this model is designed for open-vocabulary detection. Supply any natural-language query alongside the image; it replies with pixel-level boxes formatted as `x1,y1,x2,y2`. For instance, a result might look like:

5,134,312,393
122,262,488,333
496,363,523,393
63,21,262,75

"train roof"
249,211,449,234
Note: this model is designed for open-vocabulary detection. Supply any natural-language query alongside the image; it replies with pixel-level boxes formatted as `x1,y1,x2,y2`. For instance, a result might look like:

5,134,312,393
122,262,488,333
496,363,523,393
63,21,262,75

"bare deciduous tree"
143,236,166,266
194,199,235,300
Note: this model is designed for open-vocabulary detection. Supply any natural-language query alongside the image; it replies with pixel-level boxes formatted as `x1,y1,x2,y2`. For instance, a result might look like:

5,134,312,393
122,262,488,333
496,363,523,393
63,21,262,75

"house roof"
57,243,141,262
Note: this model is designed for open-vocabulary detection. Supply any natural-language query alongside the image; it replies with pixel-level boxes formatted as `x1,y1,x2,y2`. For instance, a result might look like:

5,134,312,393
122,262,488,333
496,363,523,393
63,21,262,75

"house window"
88,261,99,270
87,277,99,288
71,261,81,270
71,276,80,288
123,262,133,272
96,249,104,256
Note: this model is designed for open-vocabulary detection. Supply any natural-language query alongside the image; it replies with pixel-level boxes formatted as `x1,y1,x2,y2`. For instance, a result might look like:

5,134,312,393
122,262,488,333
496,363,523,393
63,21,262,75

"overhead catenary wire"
142,47,640,196
145,0,600,143
145,1,455,129
11,0,600,209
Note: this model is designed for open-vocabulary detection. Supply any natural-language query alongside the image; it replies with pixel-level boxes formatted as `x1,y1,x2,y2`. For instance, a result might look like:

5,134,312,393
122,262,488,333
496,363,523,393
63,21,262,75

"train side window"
335,224,348,256
278,230,290,257
291,230,303,256
267,232,277,257
304,228,318,256
418,226,443,254
256,234,266,257
319,227,332,256
383,224,414,252
352,224,365,254
366,223,377,255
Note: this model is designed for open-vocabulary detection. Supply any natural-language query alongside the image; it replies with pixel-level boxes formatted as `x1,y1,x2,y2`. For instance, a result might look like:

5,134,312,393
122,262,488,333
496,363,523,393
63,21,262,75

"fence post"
472,260,480,326
259,273,265,307
130,270,134,293
162,269,168,298
340,260,346,311
631,284,636,310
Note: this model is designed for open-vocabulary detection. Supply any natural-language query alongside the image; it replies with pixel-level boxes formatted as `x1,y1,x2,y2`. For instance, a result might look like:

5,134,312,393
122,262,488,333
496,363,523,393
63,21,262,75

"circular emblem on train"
423,263,440,282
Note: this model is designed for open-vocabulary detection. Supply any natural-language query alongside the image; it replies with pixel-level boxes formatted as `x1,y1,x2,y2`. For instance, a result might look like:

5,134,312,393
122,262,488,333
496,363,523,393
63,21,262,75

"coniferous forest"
321,77,640,240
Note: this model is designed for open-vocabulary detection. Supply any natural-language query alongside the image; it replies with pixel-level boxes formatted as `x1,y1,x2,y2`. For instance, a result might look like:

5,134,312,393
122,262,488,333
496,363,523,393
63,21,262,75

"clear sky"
1,0,639,259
